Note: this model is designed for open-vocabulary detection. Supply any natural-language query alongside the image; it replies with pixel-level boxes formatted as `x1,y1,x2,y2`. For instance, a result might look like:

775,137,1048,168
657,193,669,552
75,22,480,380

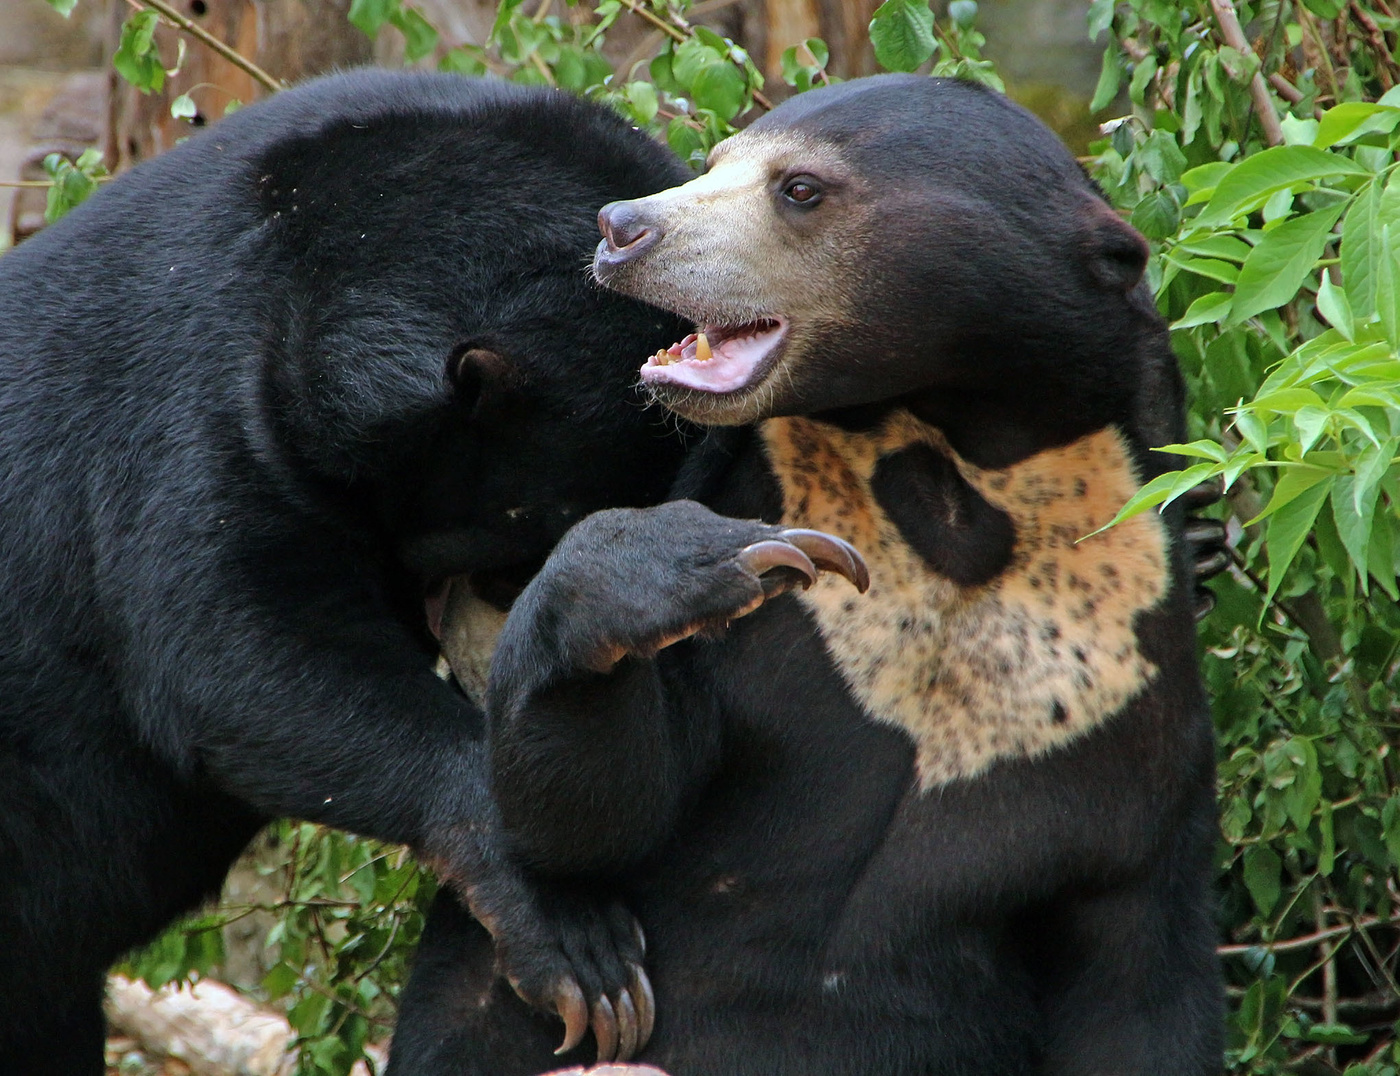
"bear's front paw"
473,884,653,1063
535,501,869,674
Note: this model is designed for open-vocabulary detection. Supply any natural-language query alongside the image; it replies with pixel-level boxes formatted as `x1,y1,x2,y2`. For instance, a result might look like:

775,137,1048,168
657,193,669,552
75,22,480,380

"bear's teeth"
655,349,672,366
695,333,713,361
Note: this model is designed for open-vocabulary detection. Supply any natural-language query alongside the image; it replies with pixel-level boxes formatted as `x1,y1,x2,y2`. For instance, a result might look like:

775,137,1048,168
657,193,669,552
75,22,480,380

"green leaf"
1136,129,1187,184
1377,223,1400,347
690,62,747,122
1242,844,1282,916
1341,178,1382,316
1128,55,1157,106
1172,291,1233,329
1159,439,1229,463
1262,475,1332,607
1082,462,1218,537
438,46,486,75
348,0,398,37
624,80,658,124
1233,407,1269,455
1314,102,1400,148
666,116,707,168
390,6,438,62
1180,160,1231,204
1087,0,1114,39
169,93,197,120
1369,509,1398,598
112,10,166,93
1292,405,1330,454
1316,273,1354,339
1193,146,1368,230
1318,799,1335,875
1165,255,1239,285
1332,473,1380,586
45,0,79,16
1174,234,1252,262
868,0,936,73
1305,1024,1369,1045
1130,188,1180,239
1229,203,1345,323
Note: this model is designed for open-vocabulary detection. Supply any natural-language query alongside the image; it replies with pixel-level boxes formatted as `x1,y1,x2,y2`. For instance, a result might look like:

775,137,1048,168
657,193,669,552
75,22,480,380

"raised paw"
548,505,869,673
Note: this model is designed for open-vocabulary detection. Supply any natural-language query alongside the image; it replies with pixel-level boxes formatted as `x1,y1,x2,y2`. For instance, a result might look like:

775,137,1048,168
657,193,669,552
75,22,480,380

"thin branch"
1350,1,1400,89
1267,71,1304,103
1208,0,1285,146
134,0,284,93
1218,917,1389,955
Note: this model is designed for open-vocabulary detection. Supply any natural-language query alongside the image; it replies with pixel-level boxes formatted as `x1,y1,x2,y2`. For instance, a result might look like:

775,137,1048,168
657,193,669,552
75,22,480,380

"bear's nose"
597,201,661,259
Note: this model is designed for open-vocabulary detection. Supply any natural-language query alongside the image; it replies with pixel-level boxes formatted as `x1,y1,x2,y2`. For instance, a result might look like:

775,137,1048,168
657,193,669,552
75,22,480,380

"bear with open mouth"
390,74,1222,1075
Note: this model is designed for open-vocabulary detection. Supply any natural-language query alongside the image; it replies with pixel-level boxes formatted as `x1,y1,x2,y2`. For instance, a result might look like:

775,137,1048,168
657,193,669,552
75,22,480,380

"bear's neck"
758,409,1170,789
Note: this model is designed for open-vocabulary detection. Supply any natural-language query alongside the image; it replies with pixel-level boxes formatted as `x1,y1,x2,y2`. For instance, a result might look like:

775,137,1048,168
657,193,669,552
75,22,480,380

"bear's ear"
1080,198,1149,292
448,345,514,417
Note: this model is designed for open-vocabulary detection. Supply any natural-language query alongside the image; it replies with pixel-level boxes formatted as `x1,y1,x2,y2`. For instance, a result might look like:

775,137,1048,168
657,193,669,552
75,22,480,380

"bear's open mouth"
640,317,788,395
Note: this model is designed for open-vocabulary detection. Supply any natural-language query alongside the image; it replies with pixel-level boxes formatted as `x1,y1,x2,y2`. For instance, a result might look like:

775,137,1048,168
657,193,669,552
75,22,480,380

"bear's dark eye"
781,178,822,207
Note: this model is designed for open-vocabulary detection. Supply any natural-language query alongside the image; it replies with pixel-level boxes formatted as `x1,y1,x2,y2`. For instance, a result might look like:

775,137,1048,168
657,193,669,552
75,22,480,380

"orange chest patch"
759,412,1170,789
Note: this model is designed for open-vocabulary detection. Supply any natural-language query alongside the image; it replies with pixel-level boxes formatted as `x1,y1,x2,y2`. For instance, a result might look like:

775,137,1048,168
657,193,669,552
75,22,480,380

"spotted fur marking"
760,411,1170,789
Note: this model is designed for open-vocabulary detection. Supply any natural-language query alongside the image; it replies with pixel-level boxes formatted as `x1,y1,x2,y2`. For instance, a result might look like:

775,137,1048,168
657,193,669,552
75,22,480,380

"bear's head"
593,74,1164,467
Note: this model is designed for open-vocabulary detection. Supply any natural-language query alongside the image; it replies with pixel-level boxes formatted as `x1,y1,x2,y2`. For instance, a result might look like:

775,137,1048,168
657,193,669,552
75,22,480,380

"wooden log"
105,976,388,1076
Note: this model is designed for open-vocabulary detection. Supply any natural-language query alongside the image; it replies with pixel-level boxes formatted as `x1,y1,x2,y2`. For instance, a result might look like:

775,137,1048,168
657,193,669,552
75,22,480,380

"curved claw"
1194,588,1217,622
614,989,640,1061
1183,517,1226,540
738,539,818,589
592,992,619,1063
780,529,870,593
1194,549,1230,579
633,920,646,958
1180,475,1225,510
553,976,590,1056
629,962,655,1053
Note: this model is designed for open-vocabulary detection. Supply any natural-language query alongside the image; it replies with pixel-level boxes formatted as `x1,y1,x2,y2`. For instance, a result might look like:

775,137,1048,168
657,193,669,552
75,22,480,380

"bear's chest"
759,412,1170,789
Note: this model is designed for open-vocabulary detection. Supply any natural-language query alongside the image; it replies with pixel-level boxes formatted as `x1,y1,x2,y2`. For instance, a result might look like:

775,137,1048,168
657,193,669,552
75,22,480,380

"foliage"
118,823,432,1075
1087,0,1400,1069
41,148,107,223
21,0,1400,1071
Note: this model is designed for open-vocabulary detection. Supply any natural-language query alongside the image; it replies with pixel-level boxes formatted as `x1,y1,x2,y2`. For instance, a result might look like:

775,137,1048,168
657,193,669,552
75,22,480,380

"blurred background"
0,0,1108,247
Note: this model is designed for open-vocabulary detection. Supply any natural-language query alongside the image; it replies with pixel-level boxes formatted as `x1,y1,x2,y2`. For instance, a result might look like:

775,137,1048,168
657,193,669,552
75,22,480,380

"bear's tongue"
640,318,787,394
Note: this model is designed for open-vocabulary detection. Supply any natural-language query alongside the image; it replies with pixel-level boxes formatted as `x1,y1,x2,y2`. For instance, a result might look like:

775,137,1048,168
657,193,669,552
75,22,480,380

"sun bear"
389,74,1222,1075
0,71,691,1071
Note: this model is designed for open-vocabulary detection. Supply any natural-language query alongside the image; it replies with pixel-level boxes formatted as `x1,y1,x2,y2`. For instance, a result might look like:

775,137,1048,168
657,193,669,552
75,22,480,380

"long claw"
554,977,589,1056
614,990,640,1061
1180,476,1225,510
629,962,655,1052
1194,589,1217,622
592,992,619,1063
738,540,818,589
1194,549,1230,578
633,920,646,958
1183,519,1226,545
780,529,870,593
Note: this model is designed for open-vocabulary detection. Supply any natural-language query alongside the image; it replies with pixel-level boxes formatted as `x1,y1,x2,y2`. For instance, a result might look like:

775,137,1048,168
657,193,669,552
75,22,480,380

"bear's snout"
596,200,661,270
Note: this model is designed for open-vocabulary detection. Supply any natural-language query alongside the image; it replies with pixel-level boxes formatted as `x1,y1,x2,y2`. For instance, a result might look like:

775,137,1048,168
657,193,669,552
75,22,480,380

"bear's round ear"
448,345,513,416
1081,198,1150,292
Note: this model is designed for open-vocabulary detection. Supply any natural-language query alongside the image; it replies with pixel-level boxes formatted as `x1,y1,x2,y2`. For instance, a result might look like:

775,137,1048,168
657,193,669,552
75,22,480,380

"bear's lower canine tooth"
655,349,671,366
695,333,712,361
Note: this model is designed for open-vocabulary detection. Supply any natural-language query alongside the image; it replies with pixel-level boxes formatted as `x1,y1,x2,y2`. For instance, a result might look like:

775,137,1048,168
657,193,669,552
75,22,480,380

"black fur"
392,76,1221,1075
0,70,694,1072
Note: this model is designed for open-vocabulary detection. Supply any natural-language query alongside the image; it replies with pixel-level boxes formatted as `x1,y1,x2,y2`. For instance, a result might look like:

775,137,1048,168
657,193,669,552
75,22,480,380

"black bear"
390,75,1223,1075
0,70,692,1072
